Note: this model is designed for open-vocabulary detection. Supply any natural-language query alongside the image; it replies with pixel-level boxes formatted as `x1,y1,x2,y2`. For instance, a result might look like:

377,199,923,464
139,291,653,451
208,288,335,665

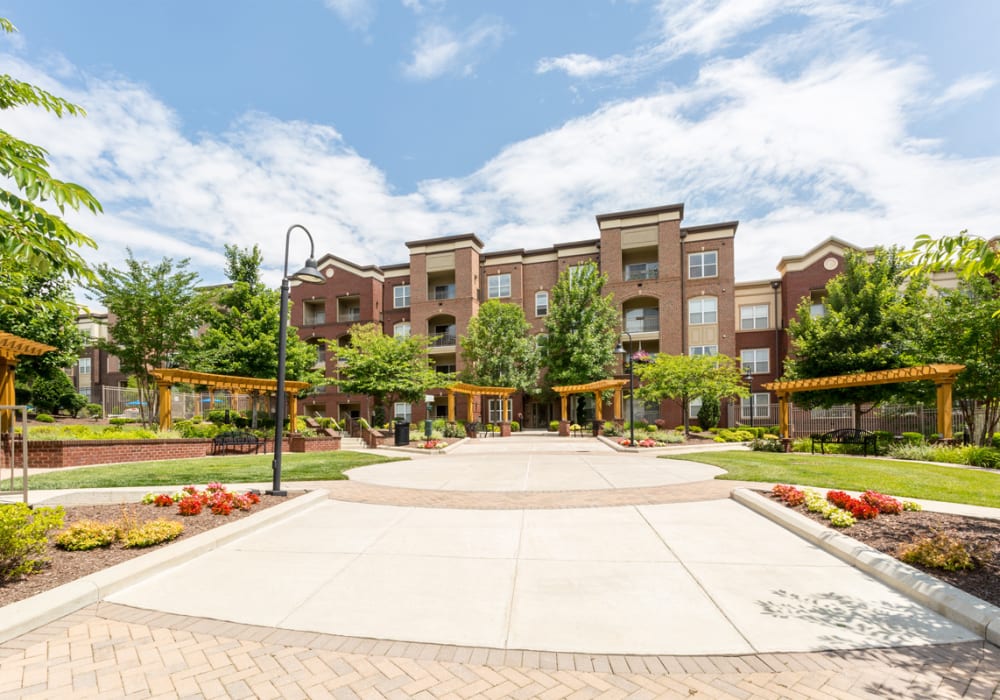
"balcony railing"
339,309,361,322
430,286,456,300
624,263,658,281
625,318,659,333
431,334,457,347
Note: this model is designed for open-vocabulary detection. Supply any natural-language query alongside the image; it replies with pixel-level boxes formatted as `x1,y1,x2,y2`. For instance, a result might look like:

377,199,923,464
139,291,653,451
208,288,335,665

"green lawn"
3,451,406,490
665,451,1000,508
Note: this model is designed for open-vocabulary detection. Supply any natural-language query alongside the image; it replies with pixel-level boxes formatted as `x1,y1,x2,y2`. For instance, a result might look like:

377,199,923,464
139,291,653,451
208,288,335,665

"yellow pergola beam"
150,368,312,431
0,332,55,432
764,364,965,442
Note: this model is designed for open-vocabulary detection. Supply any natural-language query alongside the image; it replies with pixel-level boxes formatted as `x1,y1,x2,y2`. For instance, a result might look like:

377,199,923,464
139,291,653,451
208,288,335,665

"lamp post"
614,331,635,447
269,224,325,496
744,369,754,431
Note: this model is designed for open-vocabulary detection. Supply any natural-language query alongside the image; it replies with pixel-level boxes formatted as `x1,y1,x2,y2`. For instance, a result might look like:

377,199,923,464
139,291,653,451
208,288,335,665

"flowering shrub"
152,494,174,508
903,500,923,512
638,438,657,447
862,490,902,515
177,496,204,516
772,484,805,507
420,439,444,449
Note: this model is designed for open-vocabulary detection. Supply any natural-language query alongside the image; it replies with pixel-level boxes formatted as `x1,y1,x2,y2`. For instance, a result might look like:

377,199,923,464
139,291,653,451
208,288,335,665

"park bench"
212,430,262,455
811,428,878,457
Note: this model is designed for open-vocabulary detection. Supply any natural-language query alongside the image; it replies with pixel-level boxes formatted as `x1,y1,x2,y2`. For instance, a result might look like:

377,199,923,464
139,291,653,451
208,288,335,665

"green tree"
194,245,319,383
785,248,930,426
459,300,539,393
88,252,208,428
542,262,619,388
918,276,1000,445
634,354,747,433
30,368,77,414
334,322,447,425
0,269,86,389
0,18,101,315
904,231,999,282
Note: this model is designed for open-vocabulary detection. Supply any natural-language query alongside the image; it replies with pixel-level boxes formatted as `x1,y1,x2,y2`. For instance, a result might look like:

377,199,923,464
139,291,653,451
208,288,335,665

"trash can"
394,419,410,446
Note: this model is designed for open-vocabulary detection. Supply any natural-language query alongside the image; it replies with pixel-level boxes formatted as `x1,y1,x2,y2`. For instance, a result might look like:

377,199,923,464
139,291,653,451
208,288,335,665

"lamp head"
290,257,325,285
614,341,625,355
744,370,753,383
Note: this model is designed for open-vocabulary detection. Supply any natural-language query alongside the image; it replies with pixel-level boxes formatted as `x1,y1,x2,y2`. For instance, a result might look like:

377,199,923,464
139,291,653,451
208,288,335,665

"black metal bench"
212,430,262,455
811,428,878,457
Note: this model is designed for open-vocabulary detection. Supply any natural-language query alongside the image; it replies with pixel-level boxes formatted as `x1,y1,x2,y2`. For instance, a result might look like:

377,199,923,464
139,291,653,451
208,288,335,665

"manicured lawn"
664,451,1000,508
5,451,407,490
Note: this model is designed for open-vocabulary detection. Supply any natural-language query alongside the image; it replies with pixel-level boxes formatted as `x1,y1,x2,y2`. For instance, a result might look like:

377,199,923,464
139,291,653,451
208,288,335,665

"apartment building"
69,313,130,404
290,203,752,429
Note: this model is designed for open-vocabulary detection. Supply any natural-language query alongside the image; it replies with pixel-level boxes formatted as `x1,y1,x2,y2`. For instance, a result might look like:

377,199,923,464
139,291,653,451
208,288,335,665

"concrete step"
340,437,367,449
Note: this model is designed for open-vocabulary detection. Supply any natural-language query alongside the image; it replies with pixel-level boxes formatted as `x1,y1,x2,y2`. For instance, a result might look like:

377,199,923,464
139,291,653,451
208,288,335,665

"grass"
1,451,407,490
664,450,1000,508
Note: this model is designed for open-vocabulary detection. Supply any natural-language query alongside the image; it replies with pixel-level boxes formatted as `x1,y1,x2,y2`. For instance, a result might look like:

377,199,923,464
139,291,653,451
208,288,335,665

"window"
741,348,769,374
488,398,513,423
393,284,411,309
431,284,455,300
78,357,92,374
488,273,511,299
689,251,718,279
689,345,718,356
689,397,702,419
393,402,412,422
688,297,717,325
741,393,771,420
740,304,769,330
535,291,549,317
625,307,659,333
393,322,411,338
435,364,456,374
624,262,658,281
809,290,826,318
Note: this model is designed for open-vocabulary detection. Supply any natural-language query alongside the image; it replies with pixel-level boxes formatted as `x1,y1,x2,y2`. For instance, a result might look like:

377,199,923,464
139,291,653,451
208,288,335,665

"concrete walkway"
2,435,999,697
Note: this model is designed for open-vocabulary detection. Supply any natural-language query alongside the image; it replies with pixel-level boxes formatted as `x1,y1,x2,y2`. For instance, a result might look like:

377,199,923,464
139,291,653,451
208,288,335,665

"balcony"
625,317,659,334
432,334,457,347
624,262,658,281
430,285,456,300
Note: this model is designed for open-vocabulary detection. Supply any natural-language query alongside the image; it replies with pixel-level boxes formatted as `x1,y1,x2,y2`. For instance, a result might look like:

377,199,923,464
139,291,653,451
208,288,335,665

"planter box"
288,435,341,453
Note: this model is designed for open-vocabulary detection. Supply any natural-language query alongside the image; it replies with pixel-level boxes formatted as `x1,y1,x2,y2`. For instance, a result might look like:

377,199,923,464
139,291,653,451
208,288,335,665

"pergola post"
0,357,15,433
613,387,622,420
593,391,602,421
447,390,455,422
157,381,173,431
936,382,954,441
288,393,299,432
560,395,568,422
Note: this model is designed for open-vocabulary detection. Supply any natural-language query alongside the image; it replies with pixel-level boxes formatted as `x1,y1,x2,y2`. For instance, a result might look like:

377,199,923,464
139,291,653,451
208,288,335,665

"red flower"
152,494,174,507
178,496,203,516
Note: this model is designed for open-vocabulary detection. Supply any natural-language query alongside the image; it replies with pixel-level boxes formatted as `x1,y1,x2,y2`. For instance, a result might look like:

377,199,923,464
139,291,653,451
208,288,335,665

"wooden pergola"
0,332,56,432
551,378,629,424
764,363,965,442
150,368,311,431
445,382,517,423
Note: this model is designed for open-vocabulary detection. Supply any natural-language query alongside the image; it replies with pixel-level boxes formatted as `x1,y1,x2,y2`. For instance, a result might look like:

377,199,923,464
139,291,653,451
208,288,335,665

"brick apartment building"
69,313,129,405
69,203,877,429
288,201,842,430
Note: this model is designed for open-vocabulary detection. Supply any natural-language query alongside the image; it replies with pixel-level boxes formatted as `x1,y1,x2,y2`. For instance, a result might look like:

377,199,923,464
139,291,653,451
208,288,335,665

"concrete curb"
0,488,330,645
732,488,1000,646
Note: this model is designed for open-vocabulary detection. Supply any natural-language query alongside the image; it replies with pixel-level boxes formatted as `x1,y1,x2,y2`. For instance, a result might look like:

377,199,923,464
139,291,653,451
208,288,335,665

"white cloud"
402,18,507,80
932,73,995,107
401,0,446,13
323,0,377,31
536,53,628,78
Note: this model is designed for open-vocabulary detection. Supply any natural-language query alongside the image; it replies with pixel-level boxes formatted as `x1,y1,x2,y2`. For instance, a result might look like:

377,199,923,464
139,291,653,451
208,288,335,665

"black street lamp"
744,369,754,430
614,331,635,447
269,224,325,496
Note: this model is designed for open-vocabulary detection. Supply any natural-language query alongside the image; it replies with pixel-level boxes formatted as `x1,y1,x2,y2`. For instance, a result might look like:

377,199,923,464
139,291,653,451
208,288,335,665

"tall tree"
193,244,319,383
0,18,101,315
917,276,1000,445
542,261,619,387
904,231,999,282
0,269,86,389
459,300,539,392
785,247,931,425
335,322,447,425
88,252,208,427
635,354,748,433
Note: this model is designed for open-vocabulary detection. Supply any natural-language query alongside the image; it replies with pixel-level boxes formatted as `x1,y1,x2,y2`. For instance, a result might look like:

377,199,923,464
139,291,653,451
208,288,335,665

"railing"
625,318,659,333
431,334,457,347
726,402,971,438
430,286,456,300
624,263,658,281
339,310,361,322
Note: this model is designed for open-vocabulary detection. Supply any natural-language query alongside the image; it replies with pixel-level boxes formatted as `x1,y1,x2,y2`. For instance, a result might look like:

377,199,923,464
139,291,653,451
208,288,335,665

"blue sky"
1,0,997,295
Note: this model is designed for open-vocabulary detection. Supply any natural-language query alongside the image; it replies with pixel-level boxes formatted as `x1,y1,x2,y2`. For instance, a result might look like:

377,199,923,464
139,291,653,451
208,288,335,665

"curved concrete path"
103,437,976,656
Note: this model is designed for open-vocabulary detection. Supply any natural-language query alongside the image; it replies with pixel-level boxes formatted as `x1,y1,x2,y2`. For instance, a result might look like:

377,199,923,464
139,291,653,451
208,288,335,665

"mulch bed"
767,492,1000,608
0,492,300,608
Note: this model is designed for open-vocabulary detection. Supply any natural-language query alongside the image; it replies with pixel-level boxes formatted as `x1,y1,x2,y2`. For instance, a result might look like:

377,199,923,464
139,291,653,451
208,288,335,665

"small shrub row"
0,504,65,582
143,483,262,517
54,514,183,551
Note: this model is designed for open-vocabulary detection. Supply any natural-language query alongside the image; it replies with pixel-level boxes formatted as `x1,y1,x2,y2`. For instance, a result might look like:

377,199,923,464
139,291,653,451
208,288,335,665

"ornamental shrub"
34,413,55,423
965,447,1000,469
899,533,976,571
510,421,520,432
549,420,560,432
900,432,924,445
121,520,184,548
31,371,76,414
84,403,103,419
55,520,119,551
60,392,88,418
177,496,203,516
0,504,65,582
697,397,720,430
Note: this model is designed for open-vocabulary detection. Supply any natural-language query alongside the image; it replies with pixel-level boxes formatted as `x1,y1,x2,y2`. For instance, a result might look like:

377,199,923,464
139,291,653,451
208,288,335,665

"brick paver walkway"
4,457,999,698
1,602,997,699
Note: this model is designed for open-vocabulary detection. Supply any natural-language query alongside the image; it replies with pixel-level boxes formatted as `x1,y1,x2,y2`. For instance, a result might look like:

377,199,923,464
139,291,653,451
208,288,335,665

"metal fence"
727,402,973,438
102,386,253,421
